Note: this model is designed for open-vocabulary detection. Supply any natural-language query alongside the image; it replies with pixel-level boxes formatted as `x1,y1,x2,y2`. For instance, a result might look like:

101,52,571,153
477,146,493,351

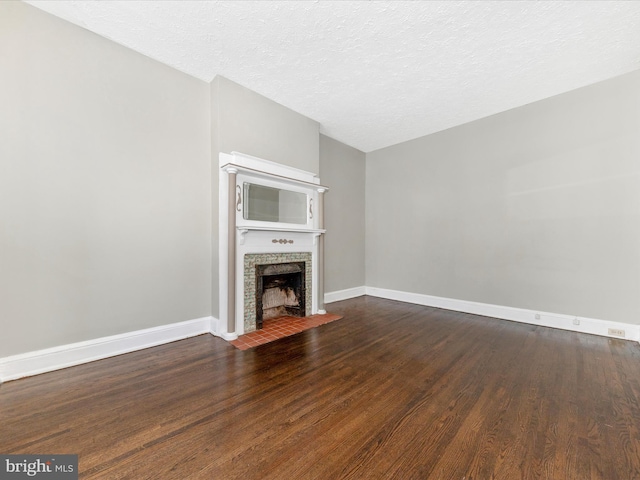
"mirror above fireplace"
243,182,308,225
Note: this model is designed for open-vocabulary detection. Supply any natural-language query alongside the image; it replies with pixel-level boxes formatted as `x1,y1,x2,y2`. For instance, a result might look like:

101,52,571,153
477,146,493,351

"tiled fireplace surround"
244,252,312,333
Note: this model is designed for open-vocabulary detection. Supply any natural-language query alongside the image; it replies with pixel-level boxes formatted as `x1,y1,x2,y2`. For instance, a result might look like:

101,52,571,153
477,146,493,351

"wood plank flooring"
2,295,640,479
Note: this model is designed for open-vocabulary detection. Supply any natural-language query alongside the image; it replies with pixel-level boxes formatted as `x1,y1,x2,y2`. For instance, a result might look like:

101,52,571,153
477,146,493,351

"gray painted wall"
366,70,640,325
0,2,212,356
213,76,320,174
320,135,366,293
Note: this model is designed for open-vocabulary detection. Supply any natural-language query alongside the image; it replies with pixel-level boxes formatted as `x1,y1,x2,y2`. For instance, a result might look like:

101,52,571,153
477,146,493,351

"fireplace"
218,152,327,339
255,262,305,329
243,252,312,333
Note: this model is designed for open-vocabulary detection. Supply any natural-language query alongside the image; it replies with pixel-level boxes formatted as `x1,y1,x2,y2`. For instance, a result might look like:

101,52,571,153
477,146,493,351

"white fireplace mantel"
217,152,328,340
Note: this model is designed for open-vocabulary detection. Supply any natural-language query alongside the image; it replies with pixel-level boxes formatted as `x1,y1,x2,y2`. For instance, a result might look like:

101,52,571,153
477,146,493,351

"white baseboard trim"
325,286,366,304
0,316,213,383
366,286,640,343
209,316,220,336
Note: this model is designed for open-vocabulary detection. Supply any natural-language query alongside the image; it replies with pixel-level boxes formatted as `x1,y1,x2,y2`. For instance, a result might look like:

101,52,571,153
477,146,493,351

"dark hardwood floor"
2,296,640,479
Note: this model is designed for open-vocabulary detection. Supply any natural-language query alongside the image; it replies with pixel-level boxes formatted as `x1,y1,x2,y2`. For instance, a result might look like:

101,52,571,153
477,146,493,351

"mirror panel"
243,183,308,224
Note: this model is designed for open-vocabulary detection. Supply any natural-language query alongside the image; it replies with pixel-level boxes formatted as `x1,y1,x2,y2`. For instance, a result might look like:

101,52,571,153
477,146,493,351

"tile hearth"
229,313,343,350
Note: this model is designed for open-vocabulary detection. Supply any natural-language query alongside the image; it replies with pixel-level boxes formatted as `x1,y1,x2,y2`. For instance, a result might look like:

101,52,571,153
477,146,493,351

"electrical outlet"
573,318,580,325
534,313,540,320
608,328,625,338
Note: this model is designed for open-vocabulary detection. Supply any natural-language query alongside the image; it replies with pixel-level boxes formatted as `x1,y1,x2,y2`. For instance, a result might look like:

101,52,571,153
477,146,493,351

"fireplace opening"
255,262,306,329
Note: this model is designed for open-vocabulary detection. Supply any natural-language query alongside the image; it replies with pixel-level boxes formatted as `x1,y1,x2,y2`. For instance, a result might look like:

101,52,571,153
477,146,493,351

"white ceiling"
25,1,640,153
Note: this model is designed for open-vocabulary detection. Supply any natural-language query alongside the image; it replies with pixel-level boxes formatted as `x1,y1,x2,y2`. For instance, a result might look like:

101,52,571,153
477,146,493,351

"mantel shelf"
222,163,329,192
237,226,326,234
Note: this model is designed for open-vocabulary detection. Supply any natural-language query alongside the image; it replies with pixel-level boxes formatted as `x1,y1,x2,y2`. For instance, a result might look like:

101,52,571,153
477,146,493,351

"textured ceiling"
25,1,640,152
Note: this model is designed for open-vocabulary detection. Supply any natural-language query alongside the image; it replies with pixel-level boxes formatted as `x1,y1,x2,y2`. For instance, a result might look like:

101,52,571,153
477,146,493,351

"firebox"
255,262,306,329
